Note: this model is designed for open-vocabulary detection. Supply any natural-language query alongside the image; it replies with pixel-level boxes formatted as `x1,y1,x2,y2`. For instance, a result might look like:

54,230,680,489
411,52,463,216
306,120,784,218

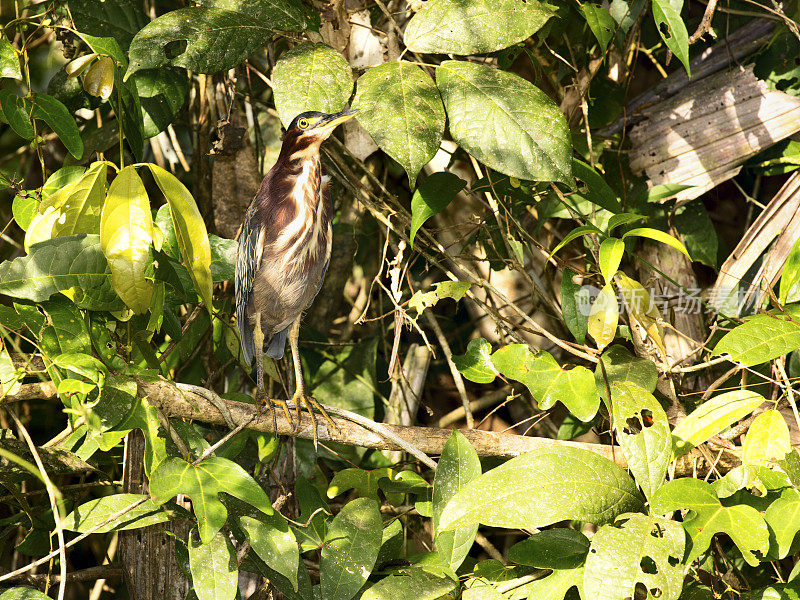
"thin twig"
424,311,473,428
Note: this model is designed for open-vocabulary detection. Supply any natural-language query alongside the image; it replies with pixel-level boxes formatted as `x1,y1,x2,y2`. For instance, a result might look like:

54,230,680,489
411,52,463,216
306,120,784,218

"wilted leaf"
320,497,382,600
354,61,445,187
651,478,769,566
437,61,571,183
148,164,213,312
272,42,353,127
101,166,154,314
189,531,238,600
149,456,273,544
434,431,481,571
404,0,552,54
439,446,643,531
610,382,671,500
583,513,685,600
452,338,499,384
671,390,764,458
83,56,115,100
588,283,619,351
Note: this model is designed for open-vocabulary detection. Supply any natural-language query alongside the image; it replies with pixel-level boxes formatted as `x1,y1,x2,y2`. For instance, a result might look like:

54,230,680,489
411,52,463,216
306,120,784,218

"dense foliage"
1,0,800,598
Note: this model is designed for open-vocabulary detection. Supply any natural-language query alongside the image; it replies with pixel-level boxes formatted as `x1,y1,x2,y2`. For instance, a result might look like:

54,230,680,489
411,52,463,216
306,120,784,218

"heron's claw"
291,390,339,449
256,393,294,435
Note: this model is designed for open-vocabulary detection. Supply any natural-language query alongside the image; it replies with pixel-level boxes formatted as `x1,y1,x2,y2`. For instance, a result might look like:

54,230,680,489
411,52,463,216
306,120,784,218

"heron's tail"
265,326,289,360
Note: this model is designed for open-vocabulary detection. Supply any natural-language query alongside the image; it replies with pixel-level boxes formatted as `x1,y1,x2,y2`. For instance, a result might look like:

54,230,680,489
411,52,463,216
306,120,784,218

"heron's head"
282,109,358,151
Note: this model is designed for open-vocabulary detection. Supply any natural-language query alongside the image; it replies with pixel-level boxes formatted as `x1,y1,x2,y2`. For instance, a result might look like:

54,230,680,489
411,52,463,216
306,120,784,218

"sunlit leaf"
452,338,498,384
715,312,800,366
781,236,800,305
362,567,457,600
189,531,238,600
615,273,664,352
622,227,689,258
509,529,590,569
101,166,154,314
437,61,571,183
0,38,21,80
598,238,624,283
354,61,445,188
404,0,553,54
272,42,353,127
239,512,299,591
742,409,791,466
595,344,658,401
148,164,213,312
408,280,471,316
63,493,176,533
83,56,115,100
652,0,690,76
439,446,643,531
549,224,603,258
588,283,618,351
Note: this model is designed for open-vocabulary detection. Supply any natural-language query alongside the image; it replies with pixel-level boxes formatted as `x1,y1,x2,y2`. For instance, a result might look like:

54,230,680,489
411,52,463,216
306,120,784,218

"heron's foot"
255,393,294,435
291,390,339,449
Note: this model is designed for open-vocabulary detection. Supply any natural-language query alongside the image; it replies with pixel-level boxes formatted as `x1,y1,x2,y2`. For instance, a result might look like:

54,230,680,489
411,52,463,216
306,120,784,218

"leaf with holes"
272,42,353,127
320,497,382,600
101,166,154,314
491,345,600,422
149,456,273,544
651,478,769,566
743,409,791,466
148,164,213,312
127,8,274,78
408,173,467,247
652,0,690,76
0,235,123,311
437,61,571,184
452,338,498,384
439,446,643,531
715,312,800,366
404,0,553,54
610,382,670,500
671,390,765,458
595,344,658,402
583,513,685,600
189,531,238,600
362,567,457,600
354,61,445,187
582,4,617,52
434,431,481,571
408,280,471,316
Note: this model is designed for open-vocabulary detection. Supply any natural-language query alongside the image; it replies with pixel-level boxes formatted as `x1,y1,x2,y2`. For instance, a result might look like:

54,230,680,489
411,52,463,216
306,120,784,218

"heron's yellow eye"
298,118,309,130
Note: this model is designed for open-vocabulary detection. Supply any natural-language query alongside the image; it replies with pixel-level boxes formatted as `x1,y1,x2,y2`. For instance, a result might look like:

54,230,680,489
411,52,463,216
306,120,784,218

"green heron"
236,108,356,441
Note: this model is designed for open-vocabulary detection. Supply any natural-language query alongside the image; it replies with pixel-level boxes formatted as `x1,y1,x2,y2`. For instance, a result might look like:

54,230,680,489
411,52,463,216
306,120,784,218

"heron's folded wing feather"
235,212,263,366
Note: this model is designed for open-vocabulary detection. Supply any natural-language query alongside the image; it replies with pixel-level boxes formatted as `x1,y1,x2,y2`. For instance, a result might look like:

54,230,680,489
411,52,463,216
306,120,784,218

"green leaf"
198,0,319,30
439,446,643,531
127,8,274,79
765,489,800,559
272,42,353,127
29,161,108,247
12,194,37,231
74,32,127,66
131,68,190,139
63,493,176,533
327,467,395,500
408,172,466,246
595,344,658,402
492,345,600,421
148,165,213,312
582,4,617,52
671,390,764,458
509,529,590,569
744,584,800,600
501,567,583,600
189,531,238,600
404,0,553,54
437,61,571,184
674,202,718,268
30,93,83,159
68,0,149,50
651,0,690,76
610,382,670,500
452,338,499,384
622,227,689,258
0,38,21,80
434,431,481,571
781,236,800,305
583,513,685,600
651,478,769,566
320,497,382,600
598,238,624,283
588,283,619,352
408,279,471,316
0,90,33,139
239,512,299,591
606,213,645,234
549,224,603,258
0,346,21,396
149,456,273,544
572,158,622,214
0,235,123,310
362,567,457,600
309,337,377,417
743,409,791,466
101,166,154,314
353,61,445,188
0,588,52,599
715,313,800,366
111,72,145,160
561,268,589,344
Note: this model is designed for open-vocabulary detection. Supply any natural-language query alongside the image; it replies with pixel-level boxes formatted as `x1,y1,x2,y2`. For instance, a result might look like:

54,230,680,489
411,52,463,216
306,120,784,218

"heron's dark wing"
265,326,289,359
235,208,262,366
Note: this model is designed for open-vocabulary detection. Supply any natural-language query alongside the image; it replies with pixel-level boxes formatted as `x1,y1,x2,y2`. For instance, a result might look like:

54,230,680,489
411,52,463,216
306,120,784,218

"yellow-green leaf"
588,283,618,352
83,55,115,101
743,409,791,466
148,164,213,312
622,227,690,258
101,166,154,314
598,237,624,283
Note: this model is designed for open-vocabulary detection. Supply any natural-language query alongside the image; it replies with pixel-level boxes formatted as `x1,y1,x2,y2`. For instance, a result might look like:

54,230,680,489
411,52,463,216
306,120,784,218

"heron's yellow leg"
253,313,293,433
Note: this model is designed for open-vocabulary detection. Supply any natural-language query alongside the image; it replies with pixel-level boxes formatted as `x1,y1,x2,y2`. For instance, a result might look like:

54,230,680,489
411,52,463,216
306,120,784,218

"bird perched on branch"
236,108,356,442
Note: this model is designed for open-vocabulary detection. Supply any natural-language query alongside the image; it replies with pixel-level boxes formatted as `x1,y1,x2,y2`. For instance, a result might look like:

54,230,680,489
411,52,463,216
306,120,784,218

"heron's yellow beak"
317,109,358,138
